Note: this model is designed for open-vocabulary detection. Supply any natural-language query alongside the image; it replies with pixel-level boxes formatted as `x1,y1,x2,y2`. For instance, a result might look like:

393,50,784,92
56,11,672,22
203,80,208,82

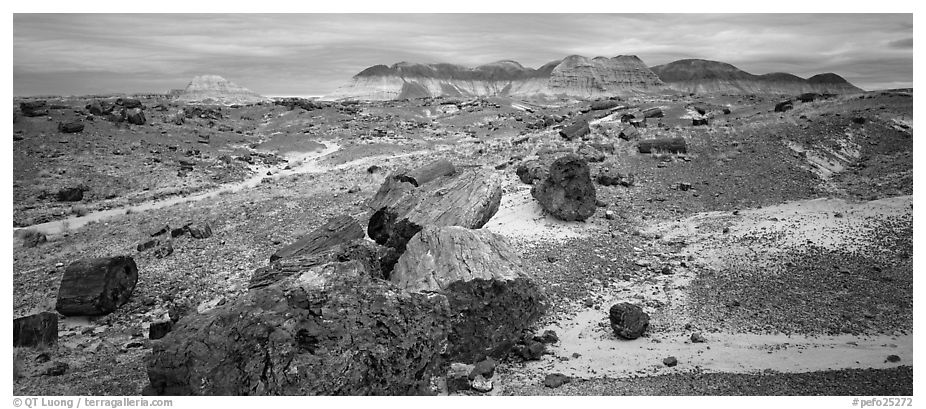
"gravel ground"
502,366,913,396
12,92,913,396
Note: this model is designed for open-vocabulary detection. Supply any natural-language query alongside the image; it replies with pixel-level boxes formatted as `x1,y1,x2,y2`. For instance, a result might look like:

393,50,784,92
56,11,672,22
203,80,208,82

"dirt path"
16,141,341,236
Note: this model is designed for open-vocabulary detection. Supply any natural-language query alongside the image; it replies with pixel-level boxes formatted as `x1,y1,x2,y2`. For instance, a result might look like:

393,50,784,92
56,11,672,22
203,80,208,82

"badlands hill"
650,59,864,94
175,75,271,106
328,55,665,100
331,55,864,100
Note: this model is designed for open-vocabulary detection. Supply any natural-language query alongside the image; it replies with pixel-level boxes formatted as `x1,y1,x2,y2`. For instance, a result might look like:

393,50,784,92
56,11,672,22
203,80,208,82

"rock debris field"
11,88,913,396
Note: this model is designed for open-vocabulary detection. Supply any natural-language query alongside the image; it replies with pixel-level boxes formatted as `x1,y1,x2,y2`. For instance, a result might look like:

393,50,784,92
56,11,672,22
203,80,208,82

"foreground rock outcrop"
392,226,545,362
147,260,452,395
531,154,597,221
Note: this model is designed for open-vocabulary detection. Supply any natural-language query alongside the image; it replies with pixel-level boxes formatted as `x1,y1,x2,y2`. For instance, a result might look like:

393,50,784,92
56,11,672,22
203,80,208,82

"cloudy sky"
13,13,913,96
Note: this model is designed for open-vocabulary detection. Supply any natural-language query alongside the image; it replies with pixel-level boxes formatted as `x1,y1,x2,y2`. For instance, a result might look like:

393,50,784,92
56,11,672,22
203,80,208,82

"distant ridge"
649,59,864,94
329,55,863,100
327,55,665,100
175,75,270,106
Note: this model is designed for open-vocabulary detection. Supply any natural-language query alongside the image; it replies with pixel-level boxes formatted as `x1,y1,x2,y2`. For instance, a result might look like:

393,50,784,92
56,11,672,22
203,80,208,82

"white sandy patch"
526,302,911,378
484,187,589,241
644,195,911,270
498,195,913,382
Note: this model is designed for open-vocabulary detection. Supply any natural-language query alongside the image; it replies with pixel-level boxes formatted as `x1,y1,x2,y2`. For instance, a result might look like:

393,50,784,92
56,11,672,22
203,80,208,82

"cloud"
13,13,913,95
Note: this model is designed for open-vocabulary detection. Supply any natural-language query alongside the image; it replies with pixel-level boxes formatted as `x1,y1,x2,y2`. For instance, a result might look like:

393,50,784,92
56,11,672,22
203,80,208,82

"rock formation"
547,55,665,97
175,75,270,106
329,55,663,100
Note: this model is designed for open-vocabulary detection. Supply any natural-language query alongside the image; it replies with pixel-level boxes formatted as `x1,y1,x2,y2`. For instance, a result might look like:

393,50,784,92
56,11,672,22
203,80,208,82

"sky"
12,13,914,96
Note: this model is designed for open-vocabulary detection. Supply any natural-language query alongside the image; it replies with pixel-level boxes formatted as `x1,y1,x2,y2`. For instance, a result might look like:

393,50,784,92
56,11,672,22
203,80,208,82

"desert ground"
11,89,913,395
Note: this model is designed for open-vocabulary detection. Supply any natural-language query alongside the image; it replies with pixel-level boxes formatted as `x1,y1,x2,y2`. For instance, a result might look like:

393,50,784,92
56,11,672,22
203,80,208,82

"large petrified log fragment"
55,256,138,316
368,159,456,210
393,159,455,187
368,168,502,253
637,137,687,154
530,154,597,221
13,312,58,347
392,226,544,362
270,215,364,262
146,260,452,396
252,239,391,289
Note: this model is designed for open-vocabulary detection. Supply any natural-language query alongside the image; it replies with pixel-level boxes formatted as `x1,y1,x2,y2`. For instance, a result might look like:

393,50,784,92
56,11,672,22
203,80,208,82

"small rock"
543,373,571,388
690,333,706,343
347,185,361,194
605,210,616,220
663,356,678,367
471,374,493,393
446,363,474,393
186,222,212,239
609,302,650,340
41,361,68,376
886,355,901,363
536,329,559,344
149,320,174,340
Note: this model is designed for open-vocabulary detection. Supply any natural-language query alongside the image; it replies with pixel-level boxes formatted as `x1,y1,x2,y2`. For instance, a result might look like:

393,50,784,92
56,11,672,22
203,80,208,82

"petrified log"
392,226,544,362
13,312,58,347
367,160,456,210
530,154,597,221
20,101,48,117
559,118,590,141
125,108,147,125
798,93,819,103
516,160,546,185
618,126,639,141
774,100,793,112
596,164,634,187
620,113,635,123
589,100,620,111
393,159,455,187
253,239,388,289
270,215,364,262
637,137,687,154
642,107,663,118
146,260,452,395
368,169,502,253
57,122,84,133
149,321,173,340
56,186,85,202
609,302,650,340
692,118,709,126
55,256,138,316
